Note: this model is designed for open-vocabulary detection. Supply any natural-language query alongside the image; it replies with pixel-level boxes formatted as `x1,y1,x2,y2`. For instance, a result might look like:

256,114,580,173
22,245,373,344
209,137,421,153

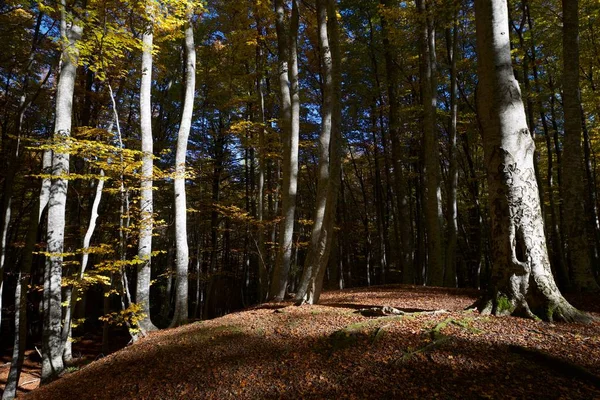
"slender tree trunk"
171,15,196,327
137,13,158,333
295,0,341,305
416,0,444,286
444,14,459,288
255,13,270,301
474,0,588,321
41,1,82,382
380,0,414,284
2,166,49,399
581,105,600,269
526,7,569,289
62,170,104,363
270,0,299,301
561,0,599,292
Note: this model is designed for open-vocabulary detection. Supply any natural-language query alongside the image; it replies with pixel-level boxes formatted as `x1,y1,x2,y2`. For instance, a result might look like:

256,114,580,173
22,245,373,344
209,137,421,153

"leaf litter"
5,284,599,399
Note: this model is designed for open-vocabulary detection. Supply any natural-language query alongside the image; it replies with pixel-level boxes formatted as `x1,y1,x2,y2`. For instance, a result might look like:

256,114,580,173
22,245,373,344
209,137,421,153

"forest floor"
3,285,600,399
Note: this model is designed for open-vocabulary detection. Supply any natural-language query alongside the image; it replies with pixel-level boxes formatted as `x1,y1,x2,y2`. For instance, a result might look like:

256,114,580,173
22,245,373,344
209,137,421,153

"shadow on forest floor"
15,284,600,400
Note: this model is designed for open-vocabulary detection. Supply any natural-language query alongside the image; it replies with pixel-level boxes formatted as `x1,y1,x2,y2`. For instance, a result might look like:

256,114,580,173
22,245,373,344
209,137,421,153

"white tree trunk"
62,170,104,362
474,0,588,322
295,0,341,305
171,16,196,327
41,0,82,383
270,0,296,301
136,18,158,334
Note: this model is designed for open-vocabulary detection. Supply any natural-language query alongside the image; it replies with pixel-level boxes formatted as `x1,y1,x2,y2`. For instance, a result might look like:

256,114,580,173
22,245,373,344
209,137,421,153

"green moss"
496,295,514,313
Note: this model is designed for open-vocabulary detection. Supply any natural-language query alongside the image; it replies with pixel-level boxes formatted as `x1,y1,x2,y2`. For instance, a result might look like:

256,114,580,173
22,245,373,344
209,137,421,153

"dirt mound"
10,285,600,399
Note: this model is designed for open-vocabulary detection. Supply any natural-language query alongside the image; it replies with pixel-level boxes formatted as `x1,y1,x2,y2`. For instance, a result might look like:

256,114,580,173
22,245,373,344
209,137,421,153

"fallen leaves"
8,285,600,399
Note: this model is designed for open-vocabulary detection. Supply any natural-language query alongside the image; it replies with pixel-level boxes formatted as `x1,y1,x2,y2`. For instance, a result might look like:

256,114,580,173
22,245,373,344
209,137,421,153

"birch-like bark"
41,0,82,382
474,0,588,321
270,0,299,301
254,11,270,301
62,170,104,361
295,0,341,305
416,0,444,286
171,15,196,327
561,0,599,291
137,13,158,333
3,148,50,399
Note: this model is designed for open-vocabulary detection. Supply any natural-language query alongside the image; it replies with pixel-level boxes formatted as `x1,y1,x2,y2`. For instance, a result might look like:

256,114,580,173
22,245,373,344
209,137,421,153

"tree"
474,0,588,322
170,11,196,327
416,0,444,286
295,0,341,305
270,0,300,301
41,0,82,383
561,0,599,292
137,3,158,334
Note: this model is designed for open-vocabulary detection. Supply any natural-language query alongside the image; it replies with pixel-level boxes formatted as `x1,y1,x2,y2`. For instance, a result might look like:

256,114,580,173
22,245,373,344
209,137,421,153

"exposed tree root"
356,305,448,317
471,295,594,323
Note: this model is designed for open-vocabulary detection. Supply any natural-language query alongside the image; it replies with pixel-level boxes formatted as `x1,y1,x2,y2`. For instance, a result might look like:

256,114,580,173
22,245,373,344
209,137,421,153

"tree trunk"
254,11,270,301
380,0,414,284
41,1,82,382
62,170,104,362
295,0,341,305
444,14,459,288
2,171,48,399
474,0,589,321
171,15,196,328
561,0,599,291
270,0,300,301
137,14,158,334
416,0,444,287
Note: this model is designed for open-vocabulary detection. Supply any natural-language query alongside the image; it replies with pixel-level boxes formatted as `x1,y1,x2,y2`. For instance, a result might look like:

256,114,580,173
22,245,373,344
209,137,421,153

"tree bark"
137,12,158,334
380,0,414,284
444,13,459,288
561,0,599,291
171,14,196,328
41,0,82,383
62,170,104,362
416,0,444,287
270,0,300,301
474,0,588,321
295,0,341,305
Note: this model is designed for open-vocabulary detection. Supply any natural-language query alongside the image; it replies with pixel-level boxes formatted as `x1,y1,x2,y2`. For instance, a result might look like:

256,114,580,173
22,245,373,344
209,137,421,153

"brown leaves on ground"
11,285,600,399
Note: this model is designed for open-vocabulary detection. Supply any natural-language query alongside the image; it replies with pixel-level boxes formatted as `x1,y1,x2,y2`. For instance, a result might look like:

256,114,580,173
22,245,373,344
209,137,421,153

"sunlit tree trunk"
62,170,104,362
137,11,158,333
561,0,599,292
41,1,82,383
171,15,196,327
474,0,588,321
254,8,270,301
295,0,341,305
270,0,299,301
